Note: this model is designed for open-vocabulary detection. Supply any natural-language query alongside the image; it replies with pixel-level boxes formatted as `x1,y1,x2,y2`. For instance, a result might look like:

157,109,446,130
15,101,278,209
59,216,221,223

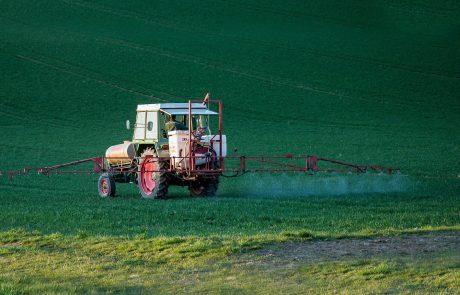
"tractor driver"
165,115,188,132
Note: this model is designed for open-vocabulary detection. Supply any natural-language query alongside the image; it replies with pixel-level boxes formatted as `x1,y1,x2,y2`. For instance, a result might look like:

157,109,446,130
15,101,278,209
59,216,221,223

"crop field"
1,0,459,293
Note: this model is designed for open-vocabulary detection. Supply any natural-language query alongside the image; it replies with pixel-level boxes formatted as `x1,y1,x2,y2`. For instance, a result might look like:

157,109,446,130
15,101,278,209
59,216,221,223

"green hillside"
1,0,459,174
0,0,459,293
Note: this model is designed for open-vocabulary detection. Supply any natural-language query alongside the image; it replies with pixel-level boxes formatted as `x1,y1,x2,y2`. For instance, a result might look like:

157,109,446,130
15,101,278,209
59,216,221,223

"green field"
1,0,459,293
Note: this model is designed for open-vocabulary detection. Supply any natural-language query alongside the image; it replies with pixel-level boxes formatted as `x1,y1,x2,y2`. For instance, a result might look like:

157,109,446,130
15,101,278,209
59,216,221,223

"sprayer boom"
0,98,399,198
0,154,398,177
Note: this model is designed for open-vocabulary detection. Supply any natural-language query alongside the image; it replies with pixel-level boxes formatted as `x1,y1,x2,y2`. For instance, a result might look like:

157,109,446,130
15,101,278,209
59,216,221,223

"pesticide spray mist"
239,173,412,197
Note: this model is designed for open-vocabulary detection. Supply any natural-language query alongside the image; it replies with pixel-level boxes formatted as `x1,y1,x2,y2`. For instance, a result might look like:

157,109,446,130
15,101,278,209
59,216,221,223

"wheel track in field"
2,13,459,113
1,46,172,127
59,0,460,80
101,37,350,100
9,46,434,115
0,13,427,110
2,11,343,104
0,45,80,130
18,52,179,101
4,31,459,116
1,42,177,128
2,14,459,111
59,0,190,32
64,5,460,109
13,53,172,103
102,37,460,111
0,18,182,103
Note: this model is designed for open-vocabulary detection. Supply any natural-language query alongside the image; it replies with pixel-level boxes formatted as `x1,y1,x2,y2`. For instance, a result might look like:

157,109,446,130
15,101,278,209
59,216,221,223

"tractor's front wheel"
98,173,116,198
138,149,169,199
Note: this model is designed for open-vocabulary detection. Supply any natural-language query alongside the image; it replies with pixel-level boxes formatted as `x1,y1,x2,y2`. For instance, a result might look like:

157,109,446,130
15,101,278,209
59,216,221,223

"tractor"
98,100,226,199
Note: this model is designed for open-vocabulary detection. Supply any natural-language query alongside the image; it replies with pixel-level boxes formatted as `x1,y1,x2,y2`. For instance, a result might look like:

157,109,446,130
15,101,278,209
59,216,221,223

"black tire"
189,149,220,197
189,176,219,197
98,173,116,198
138,149,169,199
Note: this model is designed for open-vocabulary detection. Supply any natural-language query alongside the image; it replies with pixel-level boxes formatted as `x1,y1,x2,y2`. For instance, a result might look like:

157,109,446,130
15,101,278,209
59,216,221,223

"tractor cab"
132,103,222,157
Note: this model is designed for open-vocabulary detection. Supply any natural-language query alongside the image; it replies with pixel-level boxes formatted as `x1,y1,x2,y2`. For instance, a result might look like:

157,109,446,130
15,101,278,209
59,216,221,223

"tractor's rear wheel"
98,173,116,198
189,150,220,197
189,177,219,197
138,148,169,199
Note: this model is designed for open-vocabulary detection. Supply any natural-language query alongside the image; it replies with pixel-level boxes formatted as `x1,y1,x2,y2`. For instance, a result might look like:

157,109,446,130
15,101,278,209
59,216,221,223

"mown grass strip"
1,227,459,294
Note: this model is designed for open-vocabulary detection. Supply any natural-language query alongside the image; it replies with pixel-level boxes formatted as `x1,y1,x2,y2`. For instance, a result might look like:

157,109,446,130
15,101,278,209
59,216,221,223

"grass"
1,229,459,294
1,176,458,293
0,0,459,293
0,174,459,237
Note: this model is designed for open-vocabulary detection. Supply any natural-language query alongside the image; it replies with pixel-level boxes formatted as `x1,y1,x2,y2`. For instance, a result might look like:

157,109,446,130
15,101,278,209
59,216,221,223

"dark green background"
0,0,459,237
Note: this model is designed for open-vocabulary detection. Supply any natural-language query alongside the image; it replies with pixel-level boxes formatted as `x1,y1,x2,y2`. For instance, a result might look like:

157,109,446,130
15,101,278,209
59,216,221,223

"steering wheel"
192,127,206,139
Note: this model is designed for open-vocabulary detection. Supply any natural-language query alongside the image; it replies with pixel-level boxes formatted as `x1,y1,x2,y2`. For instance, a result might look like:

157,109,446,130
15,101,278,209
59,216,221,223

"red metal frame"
188,100,224,175
0,155,399,178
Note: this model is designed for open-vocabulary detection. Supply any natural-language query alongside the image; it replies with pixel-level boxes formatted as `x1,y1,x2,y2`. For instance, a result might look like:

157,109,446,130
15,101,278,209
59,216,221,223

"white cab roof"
136,103,218,115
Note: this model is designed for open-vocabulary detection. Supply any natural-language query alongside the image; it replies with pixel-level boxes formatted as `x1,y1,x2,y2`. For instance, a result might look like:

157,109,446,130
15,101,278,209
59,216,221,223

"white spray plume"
240,173,412,197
